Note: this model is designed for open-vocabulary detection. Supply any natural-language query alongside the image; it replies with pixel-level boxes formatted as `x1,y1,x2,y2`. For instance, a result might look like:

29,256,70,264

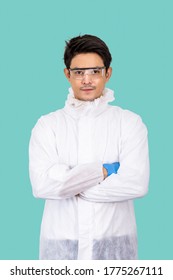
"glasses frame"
68,66,106,80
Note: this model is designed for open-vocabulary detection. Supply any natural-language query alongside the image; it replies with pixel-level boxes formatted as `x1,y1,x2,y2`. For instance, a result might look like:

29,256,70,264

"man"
29,34,150,260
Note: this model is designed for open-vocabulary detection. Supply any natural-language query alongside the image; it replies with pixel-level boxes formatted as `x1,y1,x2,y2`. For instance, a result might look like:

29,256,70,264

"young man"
29,34,150,260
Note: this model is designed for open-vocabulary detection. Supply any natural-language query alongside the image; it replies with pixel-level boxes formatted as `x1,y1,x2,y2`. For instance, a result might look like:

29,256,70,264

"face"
64,53,112,101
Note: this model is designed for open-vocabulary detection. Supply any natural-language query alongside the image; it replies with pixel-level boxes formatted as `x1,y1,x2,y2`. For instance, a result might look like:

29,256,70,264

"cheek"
70,80,81,90
96,80,106,90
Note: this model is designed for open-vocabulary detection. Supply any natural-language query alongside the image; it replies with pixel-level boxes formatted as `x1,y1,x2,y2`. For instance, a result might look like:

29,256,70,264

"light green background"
0,0,172,259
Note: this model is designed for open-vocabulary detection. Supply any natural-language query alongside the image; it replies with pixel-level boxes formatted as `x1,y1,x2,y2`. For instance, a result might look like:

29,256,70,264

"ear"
105,67,112,82
64,68,70,81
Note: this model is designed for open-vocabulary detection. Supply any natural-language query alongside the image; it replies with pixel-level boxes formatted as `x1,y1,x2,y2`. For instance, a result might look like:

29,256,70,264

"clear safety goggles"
69,67,106,80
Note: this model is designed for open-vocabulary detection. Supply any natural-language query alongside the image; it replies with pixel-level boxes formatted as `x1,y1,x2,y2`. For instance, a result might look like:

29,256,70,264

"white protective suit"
29,87,150,260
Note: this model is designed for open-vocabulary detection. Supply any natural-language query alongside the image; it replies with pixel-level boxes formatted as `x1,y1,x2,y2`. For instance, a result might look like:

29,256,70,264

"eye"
74,70,84,76
92,69,101,75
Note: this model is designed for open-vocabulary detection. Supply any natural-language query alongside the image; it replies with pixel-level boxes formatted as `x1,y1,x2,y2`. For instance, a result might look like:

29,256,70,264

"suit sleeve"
79,113,150,202
29,115,103,200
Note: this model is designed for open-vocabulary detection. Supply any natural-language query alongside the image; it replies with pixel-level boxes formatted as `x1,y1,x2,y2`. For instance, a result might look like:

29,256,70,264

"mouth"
80,87,95,92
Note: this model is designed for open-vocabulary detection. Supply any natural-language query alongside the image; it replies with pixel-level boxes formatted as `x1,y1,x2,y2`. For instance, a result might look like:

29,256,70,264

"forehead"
70,53,104,68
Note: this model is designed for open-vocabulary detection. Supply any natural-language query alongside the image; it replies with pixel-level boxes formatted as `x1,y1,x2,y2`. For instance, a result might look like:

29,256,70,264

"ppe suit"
29,88,150,260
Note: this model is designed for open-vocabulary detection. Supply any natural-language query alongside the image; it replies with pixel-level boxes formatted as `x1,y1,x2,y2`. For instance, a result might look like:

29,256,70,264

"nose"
81,73,92,84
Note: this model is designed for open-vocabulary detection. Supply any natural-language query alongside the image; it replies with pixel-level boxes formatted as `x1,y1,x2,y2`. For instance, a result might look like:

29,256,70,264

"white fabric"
29,87,150,260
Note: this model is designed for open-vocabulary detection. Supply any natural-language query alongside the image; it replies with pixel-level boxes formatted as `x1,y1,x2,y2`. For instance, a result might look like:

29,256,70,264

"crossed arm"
29,115,149,203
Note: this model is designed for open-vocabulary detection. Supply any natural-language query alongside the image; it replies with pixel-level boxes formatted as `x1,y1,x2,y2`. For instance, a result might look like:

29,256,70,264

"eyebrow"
69,66,105,70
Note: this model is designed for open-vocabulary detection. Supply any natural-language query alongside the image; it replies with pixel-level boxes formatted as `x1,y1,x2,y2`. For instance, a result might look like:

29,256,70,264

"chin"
81,93,101,101
82,96,96,101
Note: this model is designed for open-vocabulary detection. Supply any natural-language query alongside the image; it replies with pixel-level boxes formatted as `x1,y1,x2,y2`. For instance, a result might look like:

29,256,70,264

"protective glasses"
69,67,106,80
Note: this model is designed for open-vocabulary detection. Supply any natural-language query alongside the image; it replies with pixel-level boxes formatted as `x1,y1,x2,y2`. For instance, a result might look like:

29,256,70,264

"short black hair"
64,34,112,70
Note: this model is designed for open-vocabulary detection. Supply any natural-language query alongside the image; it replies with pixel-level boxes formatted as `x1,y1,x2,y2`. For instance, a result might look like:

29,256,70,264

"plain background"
0,0,172,259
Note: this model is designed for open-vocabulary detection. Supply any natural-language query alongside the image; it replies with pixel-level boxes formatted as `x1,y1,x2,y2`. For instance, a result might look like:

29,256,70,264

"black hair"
64,34,112,70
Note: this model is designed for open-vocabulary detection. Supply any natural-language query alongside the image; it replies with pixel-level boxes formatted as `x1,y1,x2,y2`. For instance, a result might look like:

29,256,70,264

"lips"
80,87,96,91
82,88,93,91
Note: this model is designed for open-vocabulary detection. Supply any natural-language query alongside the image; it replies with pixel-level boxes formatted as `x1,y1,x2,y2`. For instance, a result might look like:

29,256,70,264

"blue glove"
103,162,120,177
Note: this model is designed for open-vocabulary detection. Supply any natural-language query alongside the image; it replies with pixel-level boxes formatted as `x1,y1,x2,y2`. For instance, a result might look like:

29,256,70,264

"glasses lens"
72,70,85,79
70,67,105,79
